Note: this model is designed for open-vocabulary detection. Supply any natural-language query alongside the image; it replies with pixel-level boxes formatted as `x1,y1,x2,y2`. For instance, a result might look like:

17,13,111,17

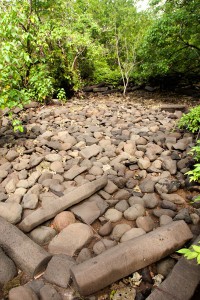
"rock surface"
44,254,76,288
48,223,93,256
0,247,17,286
0,97,197,299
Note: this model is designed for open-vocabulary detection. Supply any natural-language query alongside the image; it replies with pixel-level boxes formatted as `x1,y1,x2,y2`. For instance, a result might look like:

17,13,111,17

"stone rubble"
0,98,199,299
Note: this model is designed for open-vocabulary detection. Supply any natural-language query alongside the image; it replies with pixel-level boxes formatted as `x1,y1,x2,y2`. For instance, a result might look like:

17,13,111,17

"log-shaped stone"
19,176,108,232
146,235,200,300
0,217,51,277
71,221,193,296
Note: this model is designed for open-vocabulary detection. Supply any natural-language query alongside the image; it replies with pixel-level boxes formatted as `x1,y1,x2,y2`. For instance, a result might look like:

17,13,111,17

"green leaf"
177,248,189,254
197,254,200,264
192,245,200,253
185,252,198,260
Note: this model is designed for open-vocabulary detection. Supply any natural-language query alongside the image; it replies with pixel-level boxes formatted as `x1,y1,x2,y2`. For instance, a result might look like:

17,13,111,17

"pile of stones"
0,98,199,299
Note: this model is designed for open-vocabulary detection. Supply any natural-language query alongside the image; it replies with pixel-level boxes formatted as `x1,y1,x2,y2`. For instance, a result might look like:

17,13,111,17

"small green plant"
189,140,200,161
177,242,200,264
12,119,24,133
178,105,200,133
110,290,116,299
190,195,200,204
186,164,200,182
57,88,67,102
185,142,200,183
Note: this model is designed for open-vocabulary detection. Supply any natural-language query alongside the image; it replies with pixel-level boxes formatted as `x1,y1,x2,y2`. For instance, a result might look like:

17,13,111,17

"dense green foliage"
178,106,200,133
184,139,200,183
140,0,200,80
0,0,199,108
178,107,200,182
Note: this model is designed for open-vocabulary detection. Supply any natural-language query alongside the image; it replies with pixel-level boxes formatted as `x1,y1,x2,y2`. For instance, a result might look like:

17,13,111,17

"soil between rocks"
0,93,200,300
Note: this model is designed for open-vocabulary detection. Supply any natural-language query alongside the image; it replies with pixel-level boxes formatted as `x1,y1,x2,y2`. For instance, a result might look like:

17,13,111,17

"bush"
178,105,200,133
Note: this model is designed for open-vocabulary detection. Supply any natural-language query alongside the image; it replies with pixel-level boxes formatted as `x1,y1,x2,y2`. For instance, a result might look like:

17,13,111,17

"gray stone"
98,221,113,236
93,239,117,255
136,216,155,232
58,131,77,145
160,215,173,226
80,144,102,159
115,200,129,212
7,193,23,204
160,193,186,204
0,192,8,201
120,228,146,242
104,180,118,194
161,200,177,211
70,201,101,224
104,208,123,222
1,162,11,172
139,178,155,193
13,159,29,171
98,190,111,200
44,254,76,288
88,194,109,215
27,155,43,169
76,248,92,263
50,161,64,173
114,189,131,200
173,138,192,151
38,172,52,184
124,142,136,155
46,141,62,151
155,178,180,194
153,209,176,218
161,157,177,175
9,286,39,300
128,196,145,207
126,178,138,189
174,208,192,223
0,216,51,277
6,150,19,162
19,176,107,232
27,184,43,196
39,285,62,300
0,202,22,224
0,247,17,286
112,176,127,188
124,204,145,221
138,157,151,169
22,193,39,209
190,213,200,225
177,158,190,171
111,224,131,241
64,166,87,180
156,258,176,277
5,179,17,194
42,178,60,188
16,179,29,189
89,166,103,176
29,226,57,245
45,153,62,162
146,237,200,300
39,192,58,206
0,170,8,181
48,223,93,256
25,279,44,296
143,193,159,209
71,221,192,296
